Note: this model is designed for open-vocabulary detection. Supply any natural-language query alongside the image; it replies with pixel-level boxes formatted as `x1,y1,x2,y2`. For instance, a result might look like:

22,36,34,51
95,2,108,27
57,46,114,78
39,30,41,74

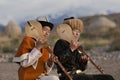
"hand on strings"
46,54,55,67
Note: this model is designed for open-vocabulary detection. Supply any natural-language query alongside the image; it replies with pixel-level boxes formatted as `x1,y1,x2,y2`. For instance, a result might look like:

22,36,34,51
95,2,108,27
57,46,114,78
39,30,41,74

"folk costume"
54,17,115,80
13,18,59,80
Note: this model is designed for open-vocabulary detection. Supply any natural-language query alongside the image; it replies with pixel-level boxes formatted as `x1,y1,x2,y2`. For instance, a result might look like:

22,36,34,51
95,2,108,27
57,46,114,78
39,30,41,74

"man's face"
42,26,51,38
72,29,80,40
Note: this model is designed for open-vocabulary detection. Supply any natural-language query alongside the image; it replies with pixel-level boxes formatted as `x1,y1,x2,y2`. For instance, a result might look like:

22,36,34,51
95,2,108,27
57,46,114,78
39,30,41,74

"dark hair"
37,21,54,30
64,17,75,21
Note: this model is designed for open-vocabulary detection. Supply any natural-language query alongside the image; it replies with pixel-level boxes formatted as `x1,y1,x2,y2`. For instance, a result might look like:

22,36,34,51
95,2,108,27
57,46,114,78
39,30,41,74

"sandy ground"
0,58,120,80
0,48,120,80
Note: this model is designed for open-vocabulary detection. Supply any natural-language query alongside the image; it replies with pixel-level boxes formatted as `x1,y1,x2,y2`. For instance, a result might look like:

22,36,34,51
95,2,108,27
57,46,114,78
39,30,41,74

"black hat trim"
38,21,54,30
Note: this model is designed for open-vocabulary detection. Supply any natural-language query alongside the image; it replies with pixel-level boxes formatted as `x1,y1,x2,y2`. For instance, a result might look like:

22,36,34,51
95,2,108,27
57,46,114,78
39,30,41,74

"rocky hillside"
80,13,120,27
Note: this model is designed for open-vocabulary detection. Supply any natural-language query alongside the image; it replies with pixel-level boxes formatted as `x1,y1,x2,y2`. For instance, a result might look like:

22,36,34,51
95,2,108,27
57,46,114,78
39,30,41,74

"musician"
13,17,59,80
54,17,115,80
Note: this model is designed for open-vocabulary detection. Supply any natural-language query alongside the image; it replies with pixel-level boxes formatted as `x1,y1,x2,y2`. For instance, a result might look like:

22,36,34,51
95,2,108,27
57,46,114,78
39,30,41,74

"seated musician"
13,17,59,80
53,17,115,80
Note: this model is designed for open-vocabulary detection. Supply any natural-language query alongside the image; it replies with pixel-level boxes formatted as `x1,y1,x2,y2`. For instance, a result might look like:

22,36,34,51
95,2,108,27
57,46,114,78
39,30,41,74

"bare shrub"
2,46,14,53
109,37,120,51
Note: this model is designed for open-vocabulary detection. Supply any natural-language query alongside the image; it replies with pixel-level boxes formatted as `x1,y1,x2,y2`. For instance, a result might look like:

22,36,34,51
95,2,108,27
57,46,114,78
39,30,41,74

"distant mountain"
49,14,72,24
1,12,120,32
0,24,4,31
19,21,26,32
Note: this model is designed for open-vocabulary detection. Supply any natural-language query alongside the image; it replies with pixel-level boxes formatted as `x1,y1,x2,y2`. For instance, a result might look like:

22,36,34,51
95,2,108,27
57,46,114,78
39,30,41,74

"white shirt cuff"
21,48,42,69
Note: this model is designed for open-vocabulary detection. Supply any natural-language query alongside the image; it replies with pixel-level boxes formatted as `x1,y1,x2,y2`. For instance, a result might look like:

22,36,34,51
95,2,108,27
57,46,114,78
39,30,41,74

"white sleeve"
21,48,42,68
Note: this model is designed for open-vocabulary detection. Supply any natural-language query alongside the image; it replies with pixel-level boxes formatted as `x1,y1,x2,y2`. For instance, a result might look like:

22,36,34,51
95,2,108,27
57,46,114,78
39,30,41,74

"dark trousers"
59,74,115,80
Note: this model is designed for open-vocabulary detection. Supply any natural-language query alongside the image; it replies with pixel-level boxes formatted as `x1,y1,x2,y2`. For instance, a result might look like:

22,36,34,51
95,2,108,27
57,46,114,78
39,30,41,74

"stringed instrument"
26,20,73,80
56,23,104,74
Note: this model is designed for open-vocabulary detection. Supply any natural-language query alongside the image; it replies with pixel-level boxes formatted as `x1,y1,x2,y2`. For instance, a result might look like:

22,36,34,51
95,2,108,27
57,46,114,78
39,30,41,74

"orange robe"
14,36,50,80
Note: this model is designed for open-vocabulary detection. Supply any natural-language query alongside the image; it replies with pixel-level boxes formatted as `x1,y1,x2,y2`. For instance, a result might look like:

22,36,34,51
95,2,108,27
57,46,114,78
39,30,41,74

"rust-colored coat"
14,36,49,80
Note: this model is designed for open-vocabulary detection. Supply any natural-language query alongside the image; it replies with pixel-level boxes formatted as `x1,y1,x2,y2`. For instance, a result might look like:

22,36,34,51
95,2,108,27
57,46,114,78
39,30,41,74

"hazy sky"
0,0,120,25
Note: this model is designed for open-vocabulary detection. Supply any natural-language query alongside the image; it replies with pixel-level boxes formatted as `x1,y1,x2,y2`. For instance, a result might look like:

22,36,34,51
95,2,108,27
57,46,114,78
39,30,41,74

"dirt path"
0,58,120,80
0,48,120,80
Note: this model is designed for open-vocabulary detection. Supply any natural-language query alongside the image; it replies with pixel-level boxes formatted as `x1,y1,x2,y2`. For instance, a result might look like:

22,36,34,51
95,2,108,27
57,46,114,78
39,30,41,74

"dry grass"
0,36,11,47
80,38,110,50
